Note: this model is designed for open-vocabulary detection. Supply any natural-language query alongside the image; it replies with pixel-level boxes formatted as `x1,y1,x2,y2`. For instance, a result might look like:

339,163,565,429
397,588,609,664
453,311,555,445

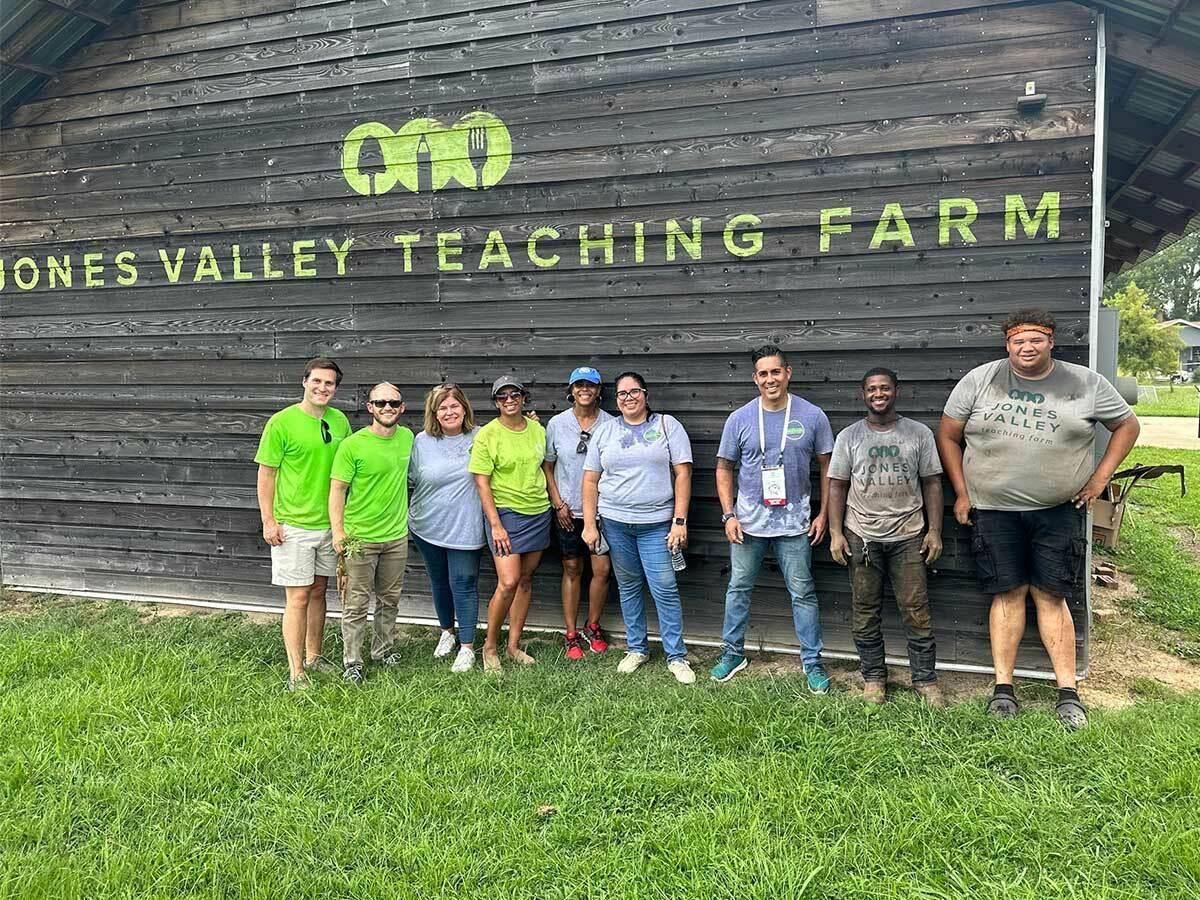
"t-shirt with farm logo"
716,394,835,538
943,358,1132,511
828,417,942,542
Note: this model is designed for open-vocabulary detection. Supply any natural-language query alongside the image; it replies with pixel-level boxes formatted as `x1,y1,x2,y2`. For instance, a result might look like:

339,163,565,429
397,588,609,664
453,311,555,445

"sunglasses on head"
369,399,403,409
320,419,332,444
576,429,593,455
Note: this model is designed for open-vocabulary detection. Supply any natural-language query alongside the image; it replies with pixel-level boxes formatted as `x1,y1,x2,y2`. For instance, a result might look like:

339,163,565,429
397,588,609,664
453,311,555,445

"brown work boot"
914,681,947,708
863,680,887,705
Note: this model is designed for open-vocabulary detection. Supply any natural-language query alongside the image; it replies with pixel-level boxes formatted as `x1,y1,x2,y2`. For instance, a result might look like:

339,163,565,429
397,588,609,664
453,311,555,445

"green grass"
1105,448,1200,645
2,597,1200,899
1135,383,1200,417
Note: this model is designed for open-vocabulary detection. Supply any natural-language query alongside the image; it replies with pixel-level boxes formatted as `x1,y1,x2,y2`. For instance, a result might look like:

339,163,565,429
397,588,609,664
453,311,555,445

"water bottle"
670,544,687,572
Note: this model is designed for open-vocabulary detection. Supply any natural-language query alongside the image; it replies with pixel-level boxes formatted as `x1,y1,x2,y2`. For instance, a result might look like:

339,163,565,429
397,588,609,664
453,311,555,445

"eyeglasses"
495,390,526,402
615,388,646,400
576,429,592,455
320,419,332,444
369,399,403,409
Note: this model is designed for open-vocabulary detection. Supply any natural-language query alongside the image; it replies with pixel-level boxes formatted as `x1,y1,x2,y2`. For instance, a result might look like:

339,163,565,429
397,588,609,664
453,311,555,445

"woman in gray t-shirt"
580,372,696,684
409,384,484,674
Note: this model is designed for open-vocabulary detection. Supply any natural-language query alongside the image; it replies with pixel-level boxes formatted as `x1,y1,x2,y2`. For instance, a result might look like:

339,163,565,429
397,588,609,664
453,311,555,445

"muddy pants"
847,531,937,684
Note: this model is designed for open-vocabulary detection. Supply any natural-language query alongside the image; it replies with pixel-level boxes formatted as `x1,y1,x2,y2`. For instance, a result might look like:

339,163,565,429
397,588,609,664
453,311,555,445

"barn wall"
0,0,1098,673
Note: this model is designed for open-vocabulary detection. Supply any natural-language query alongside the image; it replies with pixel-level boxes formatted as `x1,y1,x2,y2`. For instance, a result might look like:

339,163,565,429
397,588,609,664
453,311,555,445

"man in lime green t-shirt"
255,357,352,692
329,382,414,684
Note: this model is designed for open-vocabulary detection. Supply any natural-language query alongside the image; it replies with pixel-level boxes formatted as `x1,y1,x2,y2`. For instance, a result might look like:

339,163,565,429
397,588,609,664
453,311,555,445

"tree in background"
1104,232,1200,321
1105,282,1184,379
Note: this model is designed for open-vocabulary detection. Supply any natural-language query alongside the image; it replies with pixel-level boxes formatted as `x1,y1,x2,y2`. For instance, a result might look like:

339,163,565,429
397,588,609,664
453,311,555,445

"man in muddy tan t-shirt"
936,309,1139,730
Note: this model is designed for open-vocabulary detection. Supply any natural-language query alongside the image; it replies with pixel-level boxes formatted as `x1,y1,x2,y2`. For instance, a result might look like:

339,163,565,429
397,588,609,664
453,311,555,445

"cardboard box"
1091,482,1126,549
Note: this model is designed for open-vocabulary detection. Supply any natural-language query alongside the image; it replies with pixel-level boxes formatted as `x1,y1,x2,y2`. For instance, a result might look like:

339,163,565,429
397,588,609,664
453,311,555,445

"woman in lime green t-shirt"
468,376,551,674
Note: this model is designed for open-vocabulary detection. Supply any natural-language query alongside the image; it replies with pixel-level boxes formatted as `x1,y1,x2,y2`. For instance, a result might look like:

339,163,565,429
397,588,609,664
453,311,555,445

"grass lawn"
1104,447,1200,649
2,597,1199,899
1135,384,1200,417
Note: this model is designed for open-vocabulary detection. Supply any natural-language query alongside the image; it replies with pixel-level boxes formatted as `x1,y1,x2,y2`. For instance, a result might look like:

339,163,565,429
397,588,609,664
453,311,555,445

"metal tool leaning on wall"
254,357,353,692
936,309,1141,730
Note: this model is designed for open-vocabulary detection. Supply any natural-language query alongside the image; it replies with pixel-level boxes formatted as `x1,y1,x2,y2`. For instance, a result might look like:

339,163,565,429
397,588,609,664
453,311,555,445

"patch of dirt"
1085,569,1200,708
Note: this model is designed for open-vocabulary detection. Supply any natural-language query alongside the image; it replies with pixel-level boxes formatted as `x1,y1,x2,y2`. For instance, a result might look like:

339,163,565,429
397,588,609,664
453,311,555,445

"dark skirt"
484,507,551,556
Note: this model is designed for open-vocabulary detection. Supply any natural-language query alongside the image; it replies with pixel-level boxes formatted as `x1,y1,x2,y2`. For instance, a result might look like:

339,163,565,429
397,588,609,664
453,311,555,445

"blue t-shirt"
584,413,693,525
408,430,485,550
545,408,614,518
716,395,834,538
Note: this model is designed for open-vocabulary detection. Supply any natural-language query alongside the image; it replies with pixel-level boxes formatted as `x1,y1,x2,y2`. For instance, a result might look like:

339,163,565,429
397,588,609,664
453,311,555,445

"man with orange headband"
936,309,1139,729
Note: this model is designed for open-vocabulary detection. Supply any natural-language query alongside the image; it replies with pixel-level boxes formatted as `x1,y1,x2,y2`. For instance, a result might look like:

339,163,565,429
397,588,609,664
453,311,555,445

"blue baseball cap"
568,366,602,385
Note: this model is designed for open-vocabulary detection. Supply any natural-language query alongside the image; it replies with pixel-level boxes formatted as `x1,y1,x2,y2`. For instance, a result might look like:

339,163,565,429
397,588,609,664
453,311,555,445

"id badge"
761,465,787,507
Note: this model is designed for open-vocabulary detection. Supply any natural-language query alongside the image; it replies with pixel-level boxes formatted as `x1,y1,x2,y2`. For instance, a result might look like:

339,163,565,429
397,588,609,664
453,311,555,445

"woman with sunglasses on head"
408,384,485,673
469,376,552,673
542,366,615,660
581,372,696,684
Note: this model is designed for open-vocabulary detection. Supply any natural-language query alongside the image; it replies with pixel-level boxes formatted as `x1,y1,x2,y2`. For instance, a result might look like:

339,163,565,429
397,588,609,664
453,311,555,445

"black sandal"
986,692,1020,718
1056,697,1088,731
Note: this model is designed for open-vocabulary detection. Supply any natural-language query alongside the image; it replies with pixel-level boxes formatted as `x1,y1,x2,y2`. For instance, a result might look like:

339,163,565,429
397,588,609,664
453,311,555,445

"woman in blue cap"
543,366,614,660
468,375,551,673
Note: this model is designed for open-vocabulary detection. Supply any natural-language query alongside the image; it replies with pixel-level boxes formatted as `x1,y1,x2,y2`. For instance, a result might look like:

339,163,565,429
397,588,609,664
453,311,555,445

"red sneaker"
564,631,586,660
583,622,609,653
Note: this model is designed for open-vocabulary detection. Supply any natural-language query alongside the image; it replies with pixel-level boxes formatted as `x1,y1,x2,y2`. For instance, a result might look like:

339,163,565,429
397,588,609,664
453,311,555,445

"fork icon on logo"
466,125,489,189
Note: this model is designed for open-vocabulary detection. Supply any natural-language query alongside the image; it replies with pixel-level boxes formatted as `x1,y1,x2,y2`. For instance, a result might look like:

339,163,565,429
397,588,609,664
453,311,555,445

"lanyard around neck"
758,395,791,463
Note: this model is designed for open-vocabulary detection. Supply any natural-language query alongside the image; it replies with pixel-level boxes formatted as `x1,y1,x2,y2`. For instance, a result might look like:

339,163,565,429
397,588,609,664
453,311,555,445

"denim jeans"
412,533,482,645
601,518,688,662
846,531,937,684
721,533,823,669
341,538,407,667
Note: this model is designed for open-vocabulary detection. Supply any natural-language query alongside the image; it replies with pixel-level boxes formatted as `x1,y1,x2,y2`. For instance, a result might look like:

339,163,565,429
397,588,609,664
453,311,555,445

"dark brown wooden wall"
0,0,1098,673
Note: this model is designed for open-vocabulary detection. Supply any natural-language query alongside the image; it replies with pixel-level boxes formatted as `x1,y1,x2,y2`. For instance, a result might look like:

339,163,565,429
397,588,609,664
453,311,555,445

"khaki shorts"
271,524,337,587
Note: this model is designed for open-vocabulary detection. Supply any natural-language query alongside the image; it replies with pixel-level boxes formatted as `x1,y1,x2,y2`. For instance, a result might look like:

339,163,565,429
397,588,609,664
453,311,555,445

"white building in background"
1159,319,1200,375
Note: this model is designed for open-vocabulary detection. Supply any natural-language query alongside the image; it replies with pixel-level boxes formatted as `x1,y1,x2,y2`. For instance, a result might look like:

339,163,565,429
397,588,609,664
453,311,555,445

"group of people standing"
254,308,1139,730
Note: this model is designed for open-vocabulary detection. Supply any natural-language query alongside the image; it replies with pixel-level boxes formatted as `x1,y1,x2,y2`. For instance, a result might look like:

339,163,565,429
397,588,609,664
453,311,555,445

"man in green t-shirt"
255,357,352,692
330,382,414,685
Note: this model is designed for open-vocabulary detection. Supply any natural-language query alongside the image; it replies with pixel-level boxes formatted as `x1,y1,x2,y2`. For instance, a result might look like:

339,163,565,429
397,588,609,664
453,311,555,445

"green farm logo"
785,420,806,440
868,445,901,458
341,111,512,195
643,428,663,443
1008,389,1046,404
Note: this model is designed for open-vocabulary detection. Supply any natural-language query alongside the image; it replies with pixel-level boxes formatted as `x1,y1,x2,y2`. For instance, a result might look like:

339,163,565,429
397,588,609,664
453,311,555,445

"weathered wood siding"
0,0,1098,673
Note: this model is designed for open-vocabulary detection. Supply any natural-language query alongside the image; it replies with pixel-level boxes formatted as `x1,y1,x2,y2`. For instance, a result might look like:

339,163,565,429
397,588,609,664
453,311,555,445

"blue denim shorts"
970,502,1086,597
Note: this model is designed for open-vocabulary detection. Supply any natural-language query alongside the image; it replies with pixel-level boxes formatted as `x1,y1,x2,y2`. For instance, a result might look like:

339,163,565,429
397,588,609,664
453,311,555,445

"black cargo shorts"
970,502,1087,597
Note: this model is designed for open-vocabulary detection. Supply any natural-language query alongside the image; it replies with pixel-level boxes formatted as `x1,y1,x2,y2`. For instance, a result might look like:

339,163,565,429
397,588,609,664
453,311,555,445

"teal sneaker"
805,665,831,695
710,653,748,683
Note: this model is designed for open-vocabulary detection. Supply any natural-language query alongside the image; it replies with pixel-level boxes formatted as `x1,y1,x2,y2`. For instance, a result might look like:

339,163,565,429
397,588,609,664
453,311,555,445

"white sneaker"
451,646,475,673
434,630,457,659
668,659,696,685
617,652,649,674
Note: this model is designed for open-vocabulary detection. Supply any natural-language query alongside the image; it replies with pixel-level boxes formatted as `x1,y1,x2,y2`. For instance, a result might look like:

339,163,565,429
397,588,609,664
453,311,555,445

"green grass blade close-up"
1,598,1199,900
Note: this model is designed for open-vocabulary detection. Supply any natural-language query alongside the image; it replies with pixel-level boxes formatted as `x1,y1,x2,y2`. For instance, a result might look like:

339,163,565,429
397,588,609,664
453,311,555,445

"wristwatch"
721,512,737,524
673,517,687,526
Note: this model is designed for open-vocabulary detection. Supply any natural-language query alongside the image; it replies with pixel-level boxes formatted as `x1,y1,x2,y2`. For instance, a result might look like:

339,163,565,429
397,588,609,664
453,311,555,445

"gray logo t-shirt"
828,417,942,542
716,394,834,538
943,358,1132,511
